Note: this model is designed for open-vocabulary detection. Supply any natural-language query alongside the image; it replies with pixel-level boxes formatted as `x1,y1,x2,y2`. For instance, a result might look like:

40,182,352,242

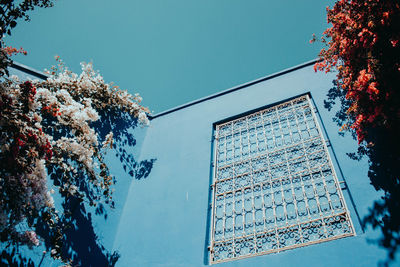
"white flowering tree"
0,56,150,264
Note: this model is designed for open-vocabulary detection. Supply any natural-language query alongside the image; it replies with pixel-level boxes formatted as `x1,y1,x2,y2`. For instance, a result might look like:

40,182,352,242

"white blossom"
102,132,113,149
138,111,150,126
68,185,78,195
0,59,150,253
25,231,40,246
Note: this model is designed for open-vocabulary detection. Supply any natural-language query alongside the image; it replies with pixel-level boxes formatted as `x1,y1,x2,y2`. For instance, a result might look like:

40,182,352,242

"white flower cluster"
46,62,150,125
0,59,151,255
27,159,54,209
55,137,95,170
102,132,114,149
25,231,40,247
138,110,150,126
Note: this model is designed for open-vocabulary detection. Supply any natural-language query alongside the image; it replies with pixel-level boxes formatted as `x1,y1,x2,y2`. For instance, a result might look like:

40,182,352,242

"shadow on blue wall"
325,82,400,266
0,248,36,267
1,111,155,267
95,110,156,181
36,196,120,267
203,127,216,265
361,128,400,267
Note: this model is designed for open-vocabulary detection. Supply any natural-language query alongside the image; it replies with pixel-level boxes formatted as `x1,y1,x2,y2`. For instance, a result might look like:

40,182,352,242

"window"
209,94,355,263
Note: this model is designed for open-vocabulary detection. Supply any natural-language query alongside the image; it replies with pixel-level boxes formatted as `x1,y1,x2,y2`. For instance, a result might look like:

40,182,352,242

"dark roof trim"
11,62,49,80
12,59,321,120
149,59,319,120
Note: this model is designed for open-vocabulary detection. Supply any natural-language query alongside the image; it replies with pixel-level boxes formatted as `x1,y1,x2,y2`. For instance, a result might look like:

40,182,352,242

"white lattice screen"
209,95,355,263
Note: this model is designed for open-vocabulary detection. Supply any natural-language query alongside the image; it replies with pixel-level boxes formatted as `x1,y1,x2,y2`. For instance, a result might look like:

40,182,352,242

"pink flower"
25,231,40,246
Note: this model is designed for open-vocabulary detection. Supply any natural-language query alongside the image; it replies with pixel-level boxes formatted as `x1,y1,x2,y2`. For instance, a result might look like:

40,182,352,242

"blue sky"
6,0,334,113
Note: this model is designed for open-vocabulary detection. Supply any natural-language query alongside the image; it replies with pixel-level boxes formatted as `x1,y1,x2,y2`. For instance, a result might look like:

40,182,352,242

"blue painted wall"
6,61,394,266
112,61,390,266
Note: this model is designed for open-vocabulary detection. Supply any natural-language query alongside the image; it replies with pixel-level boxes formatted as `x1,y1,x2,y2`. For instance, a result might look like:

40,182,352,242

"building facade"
8,61,393,266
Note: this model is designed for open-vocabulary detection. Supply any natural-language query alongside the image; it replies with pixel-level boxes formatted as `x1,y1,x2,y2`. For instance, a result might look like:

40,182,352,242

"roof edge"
11,62,49,80
149,59,319,120
11,59,321,120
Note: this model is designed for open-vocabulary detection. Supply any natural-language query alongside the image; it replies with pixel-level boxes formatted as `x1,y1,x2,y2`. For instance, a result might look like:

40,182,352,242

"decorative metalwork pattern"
209,95,355,264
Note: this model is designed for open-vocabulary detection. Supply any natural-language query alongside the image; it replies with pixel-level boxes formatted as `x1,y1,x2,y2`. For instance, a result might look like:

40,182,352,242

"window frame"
208,93,355,264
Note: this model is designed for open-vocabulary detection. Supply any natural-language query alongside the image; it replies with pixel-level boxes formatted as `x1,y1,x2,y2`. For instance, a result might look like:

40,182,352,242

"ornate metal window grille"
209,95,355,264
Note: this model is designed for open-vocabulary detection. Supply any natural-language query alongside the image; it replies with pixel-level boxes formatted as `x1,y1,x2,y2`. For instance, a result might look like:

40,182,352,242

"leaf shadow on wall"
0,248,35,267
54,111,155,267
325,82,400,266
1,111,155,267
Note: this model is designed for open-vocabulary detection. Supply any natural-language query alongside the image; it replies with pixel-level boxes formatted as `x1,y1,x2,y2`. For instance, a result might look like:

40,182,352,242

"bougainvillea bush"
314,0,400,263
315,0,400,144
0,56,149,262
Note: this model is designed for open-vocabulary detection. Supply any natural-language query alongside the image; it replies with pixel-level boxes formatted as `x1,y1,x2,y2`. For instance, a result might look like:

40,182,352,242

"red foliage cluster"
2,46,27,56
41,103,60,117
315,0,400,143
20,80,36,102
1,81,53,166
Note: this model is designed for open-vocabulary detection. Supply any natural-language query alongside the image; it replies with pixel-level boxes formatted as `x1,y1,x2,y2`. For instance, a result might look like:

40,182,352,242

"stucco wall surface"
113,63,390,266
